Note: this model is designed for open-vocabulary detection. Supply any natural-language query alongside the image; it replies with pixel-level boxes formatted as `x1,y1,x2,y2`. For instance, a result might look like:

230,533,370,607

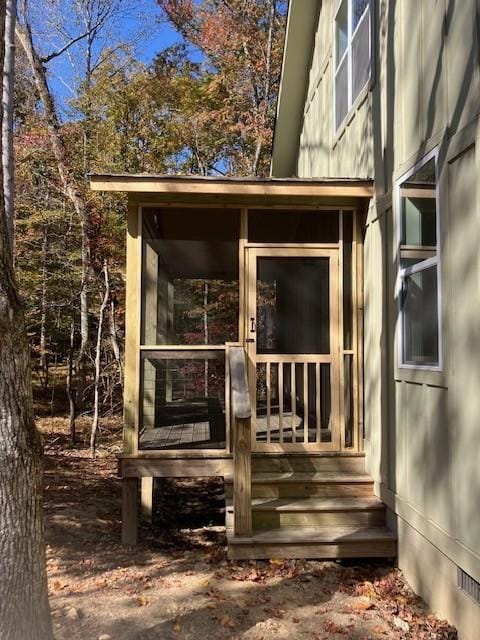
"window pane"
335,0,348,67
140,352,226,450
141,208,239,345
400,158,437,268
353,0,369,29
402,266,439,366
335,54,349,130
352,8,370,101
248,209,339,243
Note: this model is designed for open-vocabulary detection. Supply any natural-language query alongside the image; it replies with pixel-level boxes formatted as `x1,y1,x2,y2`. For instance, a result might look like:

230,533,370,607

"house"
270,0,480,637
89,0,480,637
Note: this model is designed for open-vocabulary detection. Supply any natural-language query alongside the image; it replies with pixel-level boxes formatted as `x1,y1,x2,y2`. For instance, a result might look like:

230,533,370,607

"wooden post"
140,477,153,523
233,417,252,536
122,477,139,546
229,346,252,538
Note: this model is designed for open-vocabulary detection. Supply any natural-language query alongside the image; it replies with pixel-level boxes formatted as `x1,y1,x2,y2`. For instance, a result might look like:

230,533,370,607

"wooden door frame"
245,246,341,452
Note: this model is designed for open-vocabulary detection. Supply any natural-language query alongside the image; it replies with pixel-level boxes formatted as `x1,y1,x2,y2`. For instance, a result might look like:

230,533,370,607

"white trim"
395,147,443,372
333,0,373,135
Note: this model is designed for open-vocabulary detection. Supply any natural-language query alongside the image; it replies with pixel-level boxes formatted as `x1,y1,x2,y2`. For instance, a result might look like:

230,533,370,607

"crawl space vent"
458,568,480,605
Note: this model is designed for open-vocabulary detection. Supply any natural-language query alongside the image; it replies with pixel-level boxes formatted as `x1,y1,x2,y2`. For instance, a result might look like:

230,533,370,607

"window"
334,0,372,132
397,151,441,369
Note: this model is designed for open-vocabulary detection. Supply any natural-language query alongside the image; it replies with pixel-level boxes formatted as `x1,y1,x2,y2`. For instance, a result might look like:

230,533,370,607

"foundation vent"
458,568,480,605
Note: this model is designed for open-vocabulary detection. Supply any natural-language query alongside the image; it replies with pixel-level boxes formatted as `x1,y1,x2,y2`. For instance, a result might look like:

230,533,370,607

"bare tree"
16,0,92,415
91,259,109,457
0,0,54,635
2,0,15,253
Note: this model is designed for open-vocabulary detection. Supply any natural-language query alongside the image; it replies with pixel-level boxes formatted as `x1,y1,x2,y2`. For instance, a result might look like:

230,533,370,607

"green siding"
284,0,480,585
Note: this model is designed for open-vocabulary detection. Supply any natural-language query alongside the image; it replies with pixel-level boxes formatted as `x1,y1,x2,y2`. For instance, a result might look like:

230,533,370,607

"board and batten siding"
293,0,480,630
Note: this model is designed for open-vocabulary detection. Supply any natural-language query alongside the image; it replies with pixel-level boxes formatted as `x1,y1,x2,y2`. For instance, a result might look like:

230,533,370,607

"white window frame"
396,147,443,371
333,0,373,135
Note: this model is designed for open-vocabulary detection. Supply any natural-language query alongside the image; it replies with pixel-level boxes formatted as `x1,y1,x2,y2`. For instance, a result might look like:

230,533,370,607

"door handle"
250,317,256,333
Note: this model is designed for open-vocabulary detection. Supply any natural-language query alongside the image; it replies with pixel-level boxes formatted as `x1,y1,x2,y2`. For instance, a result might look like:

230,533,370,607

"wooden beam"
123,202,141,455
233,417,252,537
140,477,153,523
122,478,139,546
120,457,233,478
229,346,253,537
90,175,374,198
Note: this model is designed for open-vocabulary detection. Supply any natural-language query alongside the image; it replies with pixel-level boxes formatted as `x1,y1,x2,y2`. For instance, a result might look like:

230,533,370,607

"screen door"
246,248,340,451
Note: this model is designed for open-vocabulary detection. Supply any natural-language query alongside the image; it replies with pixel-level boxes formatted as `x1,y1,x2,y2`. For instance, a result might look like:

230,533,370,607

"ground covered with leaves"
40,418,457,640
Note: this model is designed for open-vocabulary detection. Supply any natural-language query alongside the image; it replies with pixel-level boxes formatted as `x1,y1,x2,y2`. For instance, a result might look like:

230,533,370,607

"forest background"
14,0,287,451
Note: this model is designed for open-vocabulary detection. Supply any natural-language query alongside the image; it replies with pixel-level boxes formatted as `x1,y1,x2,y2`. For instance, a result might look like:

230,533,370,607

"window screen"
141,208,240,345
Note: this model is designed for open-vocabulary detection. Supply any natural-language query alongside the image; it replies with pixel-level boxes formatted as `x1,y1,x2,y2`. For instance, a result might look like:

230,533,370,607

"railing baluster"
279,362,284,444
266,361,271,444
316,362,321,443
303,361,309,444
291,362,296,443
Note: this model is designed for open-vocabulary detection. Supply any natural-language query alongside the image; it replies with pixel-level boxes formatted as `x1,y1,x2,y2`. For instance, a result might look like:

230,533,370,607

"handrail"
229,346,252,420
228,345,252,537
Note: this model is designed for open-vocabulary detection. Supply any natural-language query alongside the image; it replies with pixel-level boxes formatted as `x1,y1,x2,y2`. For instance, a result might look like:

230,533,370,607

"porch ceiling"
89,174,374,206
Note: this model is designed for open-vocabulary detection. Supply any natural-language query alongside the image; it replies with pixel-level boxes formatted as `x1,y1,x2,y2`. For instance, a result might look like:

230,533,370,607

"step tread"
225,472,373,484
226,496,384,513
252,452,366,458
227,526,396,545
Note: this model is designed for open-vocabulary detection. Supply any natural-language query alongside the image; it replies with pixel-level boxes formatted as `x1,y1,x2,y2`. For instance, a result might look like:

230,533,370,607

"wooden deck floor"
139,412,331,450
255,414,332,443
139,422,226,450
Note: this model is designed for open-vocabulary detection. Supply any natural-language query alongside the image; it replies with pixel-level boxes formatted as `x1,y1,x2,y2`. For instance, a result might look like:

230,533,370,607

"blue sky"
42,0,188,119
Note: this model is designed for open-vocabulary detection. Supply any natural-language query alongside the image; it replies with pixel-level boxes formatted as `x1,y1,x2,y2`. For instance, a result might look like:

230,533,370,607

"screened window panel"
402,266,439,366
248,209,339,243
140,352,226,450
352,10,370,101
335,55,349,130
141,208,240,345
256,257,330,355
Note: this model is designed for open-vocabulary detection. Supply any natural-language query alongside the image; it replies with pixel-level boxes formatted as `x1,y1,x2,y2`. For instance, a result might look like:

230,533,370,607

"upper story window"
397,151,442,369
334,0,372,132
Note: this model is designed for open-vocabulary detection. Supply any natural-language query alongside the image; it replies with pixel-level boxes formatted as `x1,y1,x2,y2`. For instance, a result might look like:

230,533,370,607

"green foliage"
14,0,287,414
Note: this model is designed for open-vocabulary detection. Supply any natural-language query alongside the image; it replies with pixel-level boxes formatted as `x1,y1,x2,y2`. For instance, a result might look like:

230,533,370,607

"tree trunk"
16,8,91,407
66,314,76,445
91,260,109,457
39,224,48,392
0,1,53,636
2,0,14,253
109,296,123,387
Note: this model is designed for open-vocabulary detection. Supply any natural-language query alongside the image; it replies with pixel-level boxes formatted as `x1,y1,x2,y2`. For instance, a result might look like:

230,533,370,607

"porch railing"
228,345,252,537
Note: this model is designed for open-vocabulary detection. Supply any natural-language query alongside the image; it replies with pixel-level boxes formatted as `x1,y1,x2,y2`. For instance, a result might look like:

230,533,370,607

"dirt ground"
40,417,457,640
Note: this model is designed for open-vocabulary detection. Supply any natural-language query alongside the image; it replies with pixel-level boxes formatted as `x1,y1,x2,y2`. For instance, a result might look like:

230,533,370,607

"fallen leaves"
219,614,236,628
41,421,459,640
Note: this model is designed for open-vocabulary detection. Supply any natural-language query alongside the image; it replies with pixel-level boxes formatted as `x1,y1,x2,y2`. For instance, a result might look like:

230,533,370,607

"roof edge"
89,174,373,197
270,0,321,178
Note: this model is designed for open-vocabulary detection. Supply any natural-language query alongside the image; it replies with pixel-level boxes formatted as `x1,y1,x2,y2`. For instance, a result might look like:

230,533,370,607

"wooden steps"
227,526,397,560
226,455,397,560
226,496,386,529
226,472,374,498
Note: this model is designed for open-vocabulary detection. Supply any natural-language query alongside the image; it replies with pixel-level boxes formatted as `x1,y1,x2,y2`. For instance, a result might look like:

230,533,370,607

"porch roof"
89,174,373,205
